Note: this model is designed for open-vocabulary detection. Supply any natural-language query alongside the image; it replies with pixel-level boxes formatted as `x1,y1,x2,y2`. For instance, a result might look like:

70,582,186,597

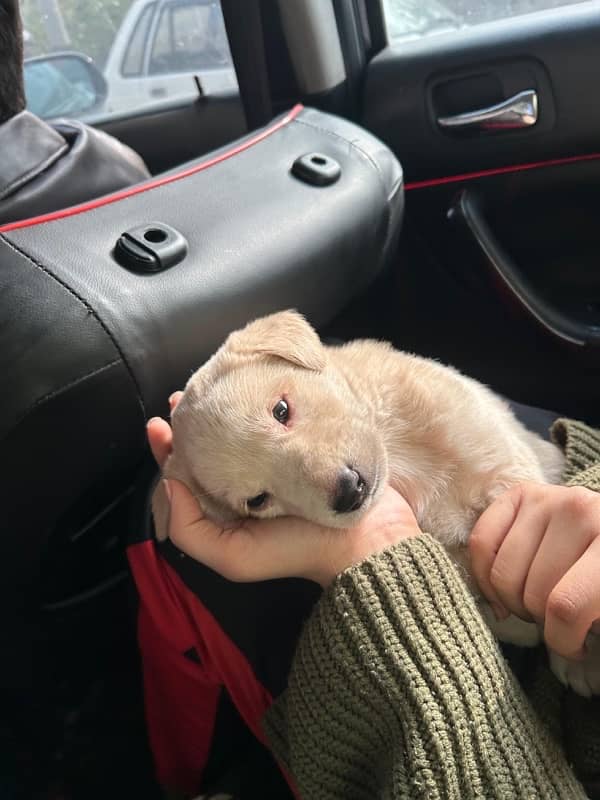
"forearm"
265,535,586,800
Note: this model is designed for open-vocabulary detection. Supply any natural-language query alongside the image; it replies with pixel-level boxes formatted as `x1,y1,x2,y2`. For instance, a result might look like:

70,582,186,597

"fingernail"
168,393,178,406
163,479,172,503
491,602,509,621
147,417,160,427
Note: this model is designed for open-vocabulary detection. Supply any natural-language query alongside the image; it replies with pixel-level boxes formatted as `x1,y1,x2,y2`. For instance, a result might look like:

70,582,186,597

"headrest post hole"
114,223,188,273
291,153,342,186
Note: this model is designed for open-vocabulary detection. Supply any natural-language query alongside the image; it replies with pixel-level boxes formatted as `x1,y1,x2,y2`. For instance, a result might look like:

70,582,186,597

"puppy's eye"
247,492,269,510
272,399,289,424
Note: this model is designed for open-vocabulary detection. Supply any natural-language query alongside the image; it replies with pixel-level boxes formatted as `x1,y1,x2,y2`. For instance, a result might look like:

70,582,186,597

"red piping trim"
0,104,304,234
404,151,600,191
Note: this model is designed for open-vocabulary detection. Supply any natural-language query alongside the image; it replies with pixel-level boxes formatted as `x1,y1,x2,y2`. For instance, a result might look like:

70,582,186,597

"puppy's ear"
225,310,325,371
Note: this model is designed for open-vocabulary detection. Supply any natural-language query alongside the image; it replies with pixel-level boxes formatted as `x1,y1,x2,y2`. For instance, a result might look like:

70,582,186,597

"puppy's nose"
332,467,367,514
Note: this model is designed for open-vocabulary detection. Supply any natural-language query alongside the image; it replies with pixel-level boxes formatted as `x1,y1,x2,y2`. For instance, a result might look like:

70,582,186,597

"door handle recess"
437,89,538,132
450,189,600,350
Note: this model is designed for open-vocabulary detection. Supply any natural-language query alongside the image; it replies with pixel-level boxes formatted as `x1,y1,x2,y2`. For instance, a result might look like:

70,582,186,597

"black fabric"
159,538,320,697
509,399,559,442
201,690,293,798
0,111,149,224
1,358,144,688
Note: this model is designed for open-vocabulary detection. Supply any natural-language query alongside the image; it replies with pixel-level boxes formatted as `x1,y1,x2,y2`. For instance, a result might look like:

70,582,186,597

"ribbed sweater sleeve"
265,535,587,799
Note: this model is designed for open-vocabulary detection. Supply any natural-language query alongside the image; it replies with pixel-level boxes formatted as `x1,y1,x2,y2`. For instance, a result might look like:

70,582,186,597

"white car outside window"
103,0,237,116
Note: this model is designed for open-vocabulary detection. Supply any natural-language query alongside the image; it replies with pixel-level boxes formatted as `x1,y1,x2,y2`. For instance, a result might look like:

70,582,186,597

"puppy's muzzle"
332,467,367,514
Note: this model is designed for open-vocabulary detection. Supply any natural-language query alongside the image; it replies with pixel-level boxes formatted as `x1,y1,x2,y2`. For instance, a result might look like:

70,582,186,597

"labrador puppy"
154,310,599,696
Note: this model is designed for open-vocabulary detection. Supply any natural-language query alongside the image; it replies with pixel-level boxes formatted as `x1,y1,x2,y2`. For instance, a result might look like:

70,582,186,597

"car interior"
3,0,600,797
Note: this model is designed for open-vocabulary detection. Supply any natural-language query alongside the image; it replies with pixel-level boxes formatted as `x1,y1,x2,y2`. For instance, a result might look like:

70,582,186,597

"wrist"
311,526,422,588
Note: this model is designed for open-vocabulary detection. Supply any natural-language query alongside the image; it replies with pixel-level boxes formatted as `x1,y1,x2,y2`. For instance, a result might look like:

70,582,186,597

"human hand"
469,482,600,660
147,393,421,587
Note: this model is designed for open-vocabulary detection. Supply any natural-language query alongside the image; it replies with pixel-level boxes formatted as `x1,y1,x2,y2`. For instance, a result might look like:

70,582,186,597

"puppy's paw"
549,634,600,697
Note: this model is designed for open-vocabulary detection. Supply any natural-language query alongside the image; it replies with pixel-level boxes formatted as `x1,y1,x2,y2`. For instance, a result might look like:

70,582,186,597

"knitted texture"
552,418,600,488
265,419,600,799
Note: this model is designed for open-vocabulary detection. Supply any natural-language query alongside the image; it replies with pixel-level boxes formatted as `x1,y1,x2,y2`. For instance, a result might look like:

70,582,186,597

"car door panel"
97,91,246,174
337,2,600,424
362,4,600,180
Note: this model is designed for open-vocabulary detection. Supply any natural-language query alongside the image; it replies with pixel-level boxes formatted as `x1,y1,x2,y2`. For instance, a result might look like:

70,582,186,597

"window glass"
121,2,156,77
149,5,173,73
381,0,595,43
149,2,231,74
21,0,237,121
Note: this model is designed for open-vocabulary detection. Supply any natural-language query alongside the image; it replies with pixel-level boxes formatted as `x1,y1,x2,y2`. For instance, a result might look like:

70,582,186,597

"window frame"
147,2,176,75
120,0,158,78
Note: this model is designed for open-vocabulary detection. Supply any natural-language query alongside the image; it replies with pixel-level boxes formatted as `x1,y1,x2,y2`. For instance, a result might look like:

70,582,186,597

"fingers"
147,417,173,468
471,482,600,658
522,513,591,623
469,486,522,619
544,536,600,660
165,480,246,578
146,390,182,467
488,493,554,621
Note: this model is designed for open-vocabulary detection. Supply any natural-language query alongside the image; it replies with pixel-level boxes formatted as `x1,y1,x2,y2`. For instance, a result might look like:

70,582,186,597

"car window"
21,0,237,121
121,1,156,77
381,0,595,43
149,2,230,74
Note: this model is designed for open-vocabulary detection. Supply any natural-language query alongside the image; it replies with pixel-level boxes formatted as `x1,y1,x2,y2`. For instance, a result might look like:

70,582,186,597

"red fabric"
0,104,304,234
128,540,274,794
138,602,221,792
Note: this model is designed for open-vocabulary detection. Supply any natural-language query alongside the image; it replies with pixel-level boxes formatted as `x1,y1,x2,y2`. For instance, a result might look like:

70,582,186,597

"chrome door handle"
437,89,538,132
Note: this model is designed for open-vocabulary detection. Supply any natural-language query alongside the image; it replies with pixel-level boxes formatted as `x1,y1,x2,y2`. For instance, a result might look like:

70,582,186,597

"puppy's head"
167,310,386,528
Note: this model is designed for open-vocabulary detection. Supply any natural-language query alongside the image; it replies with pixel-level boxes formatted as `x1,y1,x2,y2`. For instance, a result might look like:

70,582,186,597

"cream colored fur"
153,310,600,696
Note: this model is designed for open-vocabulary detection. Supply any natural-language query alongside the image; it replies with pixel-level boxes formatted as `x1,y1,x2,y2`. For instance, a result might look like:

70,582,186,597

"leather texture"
2,107,403,424
0,107,403,684
0,110,150,224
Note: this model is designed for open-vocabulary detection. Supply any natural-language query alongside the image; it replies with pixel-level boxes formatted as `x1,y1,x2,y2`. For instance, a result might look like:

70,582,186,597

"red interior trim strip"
404,151,600,191
0,104,304,234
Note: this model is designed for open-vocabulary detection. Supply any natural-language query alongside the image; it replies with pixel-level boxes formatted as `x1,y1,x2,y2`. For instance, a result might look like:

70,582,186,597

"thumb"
164,478,207,534
164,479,249,576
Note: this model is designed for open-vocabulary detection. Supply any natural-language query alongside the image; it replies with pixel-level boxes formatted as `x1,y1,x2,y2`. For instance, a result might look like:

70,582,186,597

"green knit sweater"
265,419,600,800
